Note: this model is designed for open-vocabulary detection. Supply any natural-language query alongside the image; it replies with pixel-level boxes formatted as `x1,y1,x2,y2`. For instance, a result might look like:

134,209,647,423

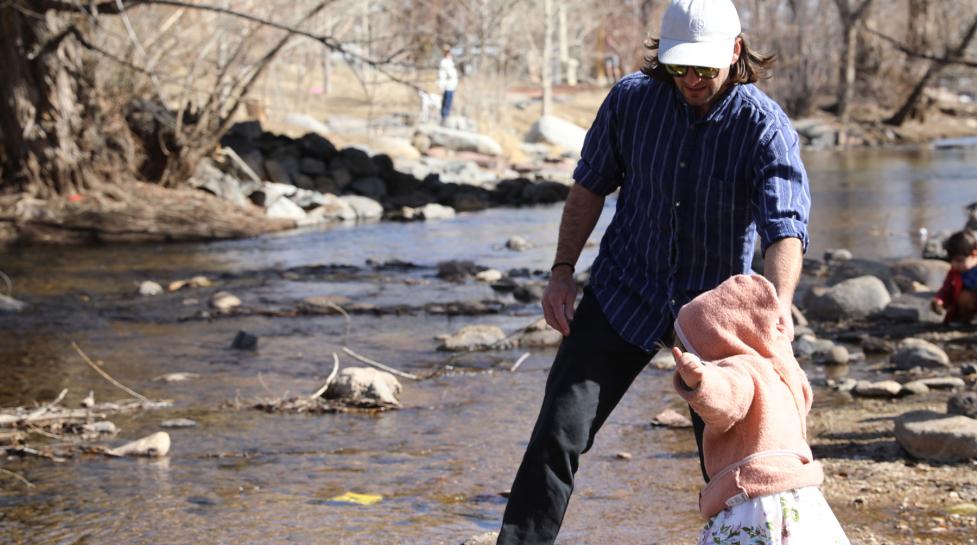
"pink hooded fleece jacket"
673,274,824,519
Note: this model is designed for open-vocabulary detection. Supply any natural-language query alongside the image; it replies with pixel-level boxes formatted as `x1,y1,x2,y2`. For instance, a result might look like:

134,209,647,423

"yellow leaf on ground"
329,492,383,505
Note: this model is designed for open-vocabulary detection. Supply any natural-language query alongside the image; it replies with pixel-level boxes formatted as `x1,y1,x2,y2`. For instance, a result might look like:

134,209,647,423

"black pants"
497,289,706,545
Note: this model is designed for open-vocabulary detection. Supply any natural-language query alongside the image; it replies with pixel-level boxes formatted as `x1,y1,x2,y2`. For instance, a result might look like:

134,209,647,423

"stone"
325,367,402,407
853,380,903,397
916,377,965,390
307,194,357,222
349,176,387,201
524,115,587,156
900,381,930,396
513,318,562,348
802,276,891,321
210,291,241,312
947,391,977,418
881,293,943,323
824,248,853,262
160,418,198,429
505,235,531,251
891,338,950,370
792,334,835,359
460,532,499,545
475,269,503,283
513,284,545,303
895,410,977,462
417,125,503,156
826,258,899,294
436,325,507,351
0,293,23,313
418,203,455,220
862,336,895,354
265,193,307,221
107,431,171,457
891,259,951,291
139,281,164,296
338,195,383,220
651,408,693,428
82,421,118,434
231,331,258,350
153,372,199,383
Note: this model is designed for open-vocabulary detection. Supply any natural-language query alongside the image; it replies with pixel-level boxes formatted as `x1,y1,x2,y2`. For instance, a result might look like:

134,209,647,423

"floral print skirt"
697,487,850,545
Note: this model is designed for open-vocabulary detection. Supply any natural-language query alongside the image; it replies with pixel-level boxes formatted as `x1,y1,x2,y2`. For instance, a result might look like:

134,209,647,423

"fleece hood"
674,274,809,424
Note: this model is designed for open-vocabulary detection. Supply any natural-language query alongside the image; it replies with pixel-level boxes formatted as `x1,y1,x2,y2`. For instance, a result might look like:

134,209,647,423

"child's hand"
672,347,705,390
931,298,945,314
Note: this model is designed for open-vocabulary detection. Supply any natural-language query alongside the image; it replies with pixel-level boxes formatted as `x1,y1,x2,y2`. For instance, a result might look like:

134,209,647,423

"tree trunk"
833,0,873,143
0,7,138,198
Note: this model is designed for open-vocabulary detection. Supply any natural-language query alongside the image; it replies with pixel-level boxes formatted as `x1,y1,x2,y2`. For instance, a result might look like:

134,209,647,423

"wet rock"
882,293,943,323
437,260,482,282
792,334,835,359
891,338,950,370
153,372,199,383
160,418,198,429
824,248,853,262
210,291,241,312
890,259,951,291
139,281,163,296
831,378,858,392
82,421,118,434
895,410,977,462
436,325,507,351
339,195,383,220
513,284,545,303
299,295,352,314
505,235,531,251
231,331,258,350
474,269,503,283
915,377,965,390
822,345,850,365
460,532,499,545
802,276,891,321
107,431,171,457
513,318,562,348
862,336,895,354
826,258,899,294
948,391,977,418
651,408,692,428
853,380,903,398
168,276,212,291
306,194,357,222
325,367,402,408
900,381,930,396
0,294,26,312
961,362,977,376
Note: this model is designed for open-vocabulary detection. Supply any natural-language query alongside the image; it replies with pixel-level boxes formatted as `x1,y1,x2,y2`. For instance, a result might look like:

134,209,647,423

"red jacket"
934,269,964,323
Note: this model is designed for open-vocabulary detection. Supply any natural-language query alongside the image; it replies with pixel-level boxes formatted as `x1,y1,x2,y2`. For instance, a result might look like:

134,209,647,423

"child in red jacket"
671,274,849,545
932,230,977,324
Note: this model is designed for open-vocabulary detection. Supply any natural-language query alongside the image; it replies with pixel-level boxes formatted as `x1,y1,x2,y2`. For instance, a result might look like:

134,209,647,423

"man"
437,47,459,122
495,0,810,544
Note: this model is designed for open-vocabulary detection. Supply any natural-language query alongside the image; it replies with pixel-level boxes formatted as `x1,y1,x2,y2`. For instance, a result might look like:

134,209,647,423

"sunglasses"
663,64,721,79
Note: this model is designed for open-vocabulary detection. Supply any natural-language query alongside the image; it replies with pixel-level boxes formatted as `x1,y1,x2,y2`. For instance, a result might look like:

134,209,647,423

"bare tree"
832,0,873,140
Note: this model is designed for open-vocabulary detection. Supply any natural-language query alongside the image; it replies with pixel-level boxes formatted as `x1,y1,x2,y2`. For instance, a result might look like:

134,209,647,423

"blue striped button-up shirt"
573,73,810,351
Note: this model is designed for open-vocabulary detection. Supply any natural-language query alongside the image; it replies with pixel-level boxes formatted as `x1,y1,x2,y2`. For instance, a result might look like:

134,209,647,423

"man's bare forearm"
553,184,606,267
763,237,803,308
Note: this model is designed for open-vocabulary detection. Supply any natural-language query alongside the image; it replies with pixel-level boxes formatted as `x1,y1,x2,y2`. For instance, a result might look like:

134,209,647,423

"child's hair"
944,230,977,258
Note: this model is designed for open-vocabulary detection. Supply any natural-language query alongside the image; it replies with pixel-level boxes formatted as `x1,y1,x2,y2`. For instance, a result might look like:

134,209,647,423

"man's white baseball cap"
658,0,742,69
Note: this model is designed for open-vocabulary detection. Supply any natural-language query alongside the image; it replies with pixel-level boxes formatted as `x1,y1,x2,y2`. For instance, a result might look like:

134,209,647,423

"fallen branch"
71,342,151,402
325,302,352,346
310,353,340,399
510,352,531,372
342,347,418,380
0,467,35,488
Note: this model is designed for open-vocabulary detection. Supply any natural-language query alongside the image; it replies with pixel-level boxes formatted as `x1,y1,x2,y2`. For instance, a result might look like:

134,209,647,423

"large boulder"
325,367,402,408
802,275,891,321
895,410,977,462
525,115,587,155
826,258,899,294
890,259,951,291
881,293,943,323
890,338,950,370
417,125,503,156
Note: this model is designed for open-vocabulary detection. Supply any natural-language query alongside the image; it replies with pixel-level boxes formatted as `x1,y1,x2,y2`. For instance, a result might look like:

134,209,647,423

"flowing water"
1,145,976,545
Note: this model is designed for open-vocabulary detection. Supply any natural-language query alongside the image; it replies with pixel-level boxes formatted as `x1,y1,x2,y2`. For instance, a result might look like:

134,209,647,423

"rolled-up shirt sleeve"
572,83,625,196
752,120,811,255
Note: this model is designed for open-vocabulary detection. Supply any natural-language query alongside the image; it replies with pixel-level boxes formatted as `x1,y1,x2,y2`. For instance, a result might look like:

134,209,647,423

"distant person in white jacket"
437,48,459,122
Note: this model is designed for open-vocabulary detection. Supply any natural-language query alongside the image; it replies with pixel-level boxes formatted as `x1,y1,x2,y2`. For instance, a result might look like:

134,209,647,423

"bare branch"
863,24,977,69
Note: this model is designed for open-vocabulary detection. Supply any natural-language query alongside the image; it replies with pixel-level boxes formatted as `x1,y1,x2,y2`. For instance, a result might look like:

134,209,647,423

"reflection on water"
1,147,976,545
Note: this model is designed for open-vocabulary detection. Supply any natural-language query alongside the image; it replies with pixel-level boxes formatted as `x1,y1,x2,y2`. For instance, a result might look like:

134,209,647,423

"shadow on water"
1,146,976,544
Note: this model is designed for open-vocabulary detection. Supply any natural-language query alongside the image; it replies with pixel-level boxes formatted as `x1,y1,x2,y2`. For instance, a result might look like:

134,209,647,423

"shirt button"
674,201,681,208
671,299,676,305
679,161,686,168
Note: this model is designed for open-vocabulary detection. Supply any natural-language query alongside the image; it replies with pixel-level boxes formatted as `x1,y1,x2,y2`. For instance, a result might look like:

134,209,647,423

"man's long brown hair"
640,34,775,84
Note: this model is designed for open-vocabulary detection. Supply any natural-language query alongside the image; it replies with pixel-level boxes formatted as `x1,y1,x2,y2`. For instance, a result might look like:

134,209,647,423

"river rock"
891,259,951,290
513,318,562,348
325,367,402,407
853,380,903,397
265,192,307,221
461,532,499,545
525,115,587,155
916,377,966,390
475,269,503,283
138,281,163,296
513,284,545,303
651,408,692,428
505,236,531,251
82,421,118,434
339,195,383,220
107,431,171,457
862,336,895,354
188,159,250,207
436,325,507,351
792,334,835,359
418,125,503,156
168,275,212,291
153,372,199,382
891,338,950,370
418,203,455,220
210,291,241,312
948,391,977,418
881,293,943,323
961,362,977,376
307,194,357,222
899,381,930,396
231,331,258,350
0,294,25,312
160,418,198,429
826,259,899,294
895,410,977,462
802,275,890,321
823,248,852,262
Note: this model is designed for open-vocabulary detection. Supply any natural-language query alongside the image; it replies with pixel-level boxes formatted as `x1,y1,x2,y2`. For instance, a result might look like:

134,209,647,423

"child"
931,230,977,324
671,274,850,545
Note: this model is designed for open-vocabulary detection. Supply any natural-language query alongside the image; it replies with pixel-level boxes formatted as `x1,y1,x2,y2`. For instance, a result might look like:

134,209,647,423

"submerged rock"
325,367,402,408
107,431,171,457
436,325,507,351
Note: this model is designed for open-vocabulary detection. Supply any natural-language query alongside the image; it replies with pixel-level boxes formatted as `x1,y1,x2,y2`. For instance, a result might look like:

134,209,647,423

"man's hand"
931,298,945,314
672,347,704,390
542,267,577,335
778,301,795,340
